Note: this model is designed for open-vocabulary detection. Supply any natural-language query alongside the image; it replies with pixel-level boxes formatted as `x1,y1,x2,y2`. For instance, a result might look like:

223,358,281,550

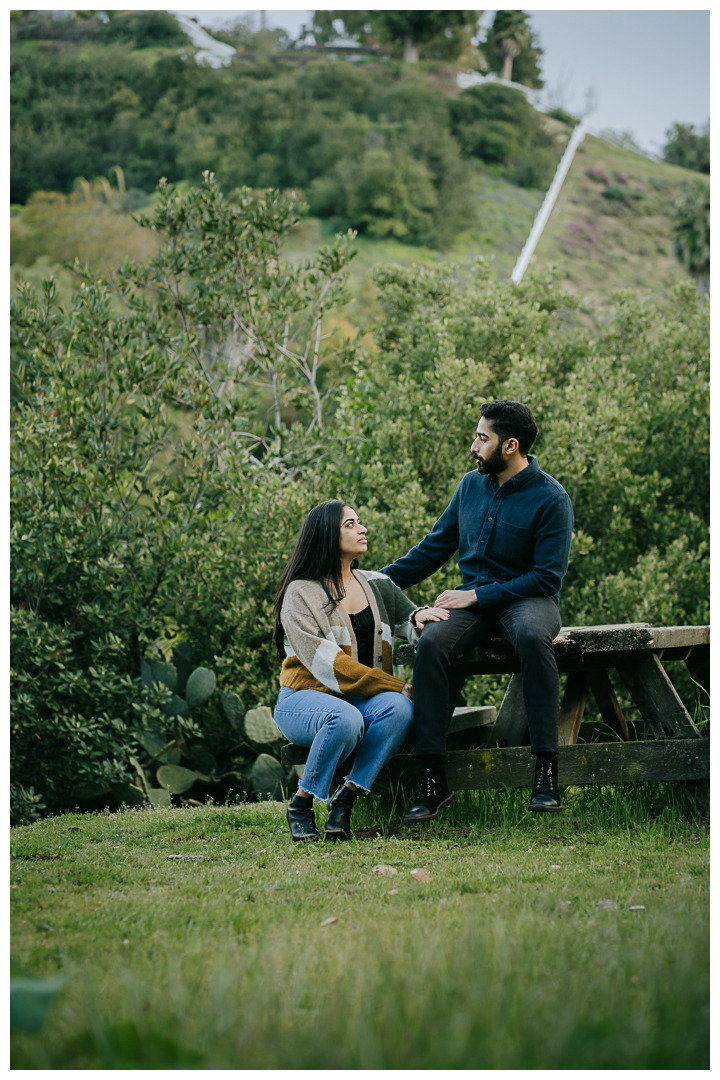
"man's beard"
474,442,505,476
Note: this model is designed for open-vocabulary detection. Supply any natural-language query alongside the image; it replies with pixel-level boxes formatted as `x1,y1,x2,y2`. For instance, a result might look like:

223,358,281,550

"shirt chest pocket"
494,516,532,559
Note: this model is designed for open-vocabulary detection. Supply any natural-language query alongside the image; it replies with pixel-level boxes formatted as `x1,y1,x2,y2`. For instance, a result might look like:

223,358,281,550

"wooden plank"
376,738,709,792
395,625,710,669
558,671,590,745
615,652,701,739
486,674,529,748
447,706,496,734
647,626,710,650
588,668,629,741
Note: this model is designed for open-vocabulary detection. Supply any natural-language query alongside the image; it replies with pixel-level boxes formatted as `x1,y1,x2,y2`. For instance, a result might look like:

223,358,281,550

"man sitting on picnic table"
380,399,573,818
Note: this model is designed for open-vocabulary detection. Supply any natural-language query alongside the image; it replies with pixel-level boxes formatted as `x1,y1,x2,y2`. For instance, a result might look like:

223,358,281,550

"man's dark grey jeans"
412,596,562,756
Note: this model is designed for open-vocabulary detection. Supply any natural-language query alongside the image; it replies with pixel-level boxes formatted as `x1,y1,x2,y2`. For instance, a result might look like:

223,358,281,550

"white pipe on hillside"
511,117,590,284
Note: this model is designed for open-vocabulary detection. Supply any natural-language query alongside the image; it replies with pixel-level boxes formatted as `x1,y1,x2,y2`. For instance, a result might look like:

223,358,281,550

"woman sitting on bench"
273,499,448,842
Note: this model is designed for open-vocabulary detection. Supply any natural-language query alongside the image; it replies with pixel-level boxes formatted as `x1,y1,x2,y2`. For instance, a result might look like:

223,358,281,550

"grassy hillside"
11,139,697,334
530,135,696,318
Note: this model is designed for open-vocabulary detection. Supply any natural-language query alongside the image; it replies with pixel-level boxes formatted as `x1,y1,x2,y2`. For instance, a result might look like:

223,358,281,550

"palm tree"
488,10,531,83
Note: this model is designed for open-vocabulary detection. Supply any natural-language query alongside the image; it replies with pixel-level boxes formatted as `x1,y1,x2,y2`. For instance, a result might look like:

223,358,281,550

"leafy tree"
662,122,710,175
450,83,558,188
370,11,481,62
308,10,481,62
484,10,543,86
310,147,438,241
671,180,710,292
10,177,357,820
102,10,190,49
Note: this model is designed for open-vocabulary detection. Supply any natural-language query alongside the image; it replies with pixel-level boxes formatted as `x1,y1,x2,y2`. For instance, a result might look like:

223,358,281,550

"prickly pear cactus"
147,787,172,808
156,764,196,795
150,660,177,692
244,706,282,745
162,694,190,720
220,690,245,731
185,667,216,708
188,744,217,778
250,753,286,800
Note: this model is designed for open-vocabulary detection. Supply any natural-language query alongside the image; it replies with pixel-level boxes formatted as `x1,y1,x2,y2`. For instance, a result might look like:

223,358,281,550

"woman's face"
339,505,368,561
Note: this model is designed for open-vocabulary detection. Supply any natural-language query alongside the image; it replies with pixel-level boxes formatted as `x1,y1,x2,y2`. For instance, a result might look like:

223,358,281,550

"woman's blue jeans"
274,686,414,801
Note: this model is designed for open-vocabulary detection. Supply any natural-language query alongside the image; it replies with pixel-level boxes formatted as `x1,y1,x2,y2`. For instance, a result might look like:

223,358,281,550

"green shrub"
450,84,560,189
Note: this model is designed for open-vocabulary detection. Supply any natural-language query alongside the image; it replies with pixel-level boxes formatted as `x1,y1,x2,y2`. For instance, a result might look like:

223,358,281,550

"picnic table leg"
588,668,629,741
614,652,701,740
487,674,529,748
558,671,590,745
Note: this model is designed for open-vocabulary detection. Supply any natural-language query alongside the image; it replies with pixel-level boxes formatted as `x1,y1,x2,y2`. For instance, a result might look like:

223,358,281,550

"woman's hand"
412,606,450,628
401,683,413,701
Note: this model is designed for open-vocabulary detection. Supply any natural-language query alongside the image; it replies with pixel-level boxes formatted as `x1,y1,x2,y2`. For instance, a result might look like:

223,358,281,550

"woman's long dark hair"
273,499,358,661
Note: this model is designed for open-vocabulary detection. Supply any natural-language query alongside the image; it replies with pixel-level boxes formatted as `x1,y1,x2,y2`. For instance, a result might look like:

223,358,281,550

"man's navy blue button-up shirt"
381,457,574,608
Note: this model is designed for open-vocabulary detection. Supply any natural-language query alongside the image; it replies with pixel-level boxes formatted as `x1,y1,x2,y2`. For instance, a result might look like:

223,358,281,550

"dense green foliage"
450,83,558,189
10,12,563,246
671,180,710,286
662,122,710,175
10,176,708,821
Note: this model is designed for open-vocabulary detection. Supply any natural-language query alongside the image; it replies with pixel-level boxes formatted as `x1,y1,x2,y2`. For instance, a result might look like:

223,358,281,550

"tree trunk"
403,36,420,63
502,53,514,82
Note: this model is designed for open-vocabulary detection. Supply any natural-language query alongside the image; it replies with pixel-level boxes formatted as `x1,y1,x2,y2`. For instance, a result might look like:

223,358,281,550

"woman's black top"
349,604,375,669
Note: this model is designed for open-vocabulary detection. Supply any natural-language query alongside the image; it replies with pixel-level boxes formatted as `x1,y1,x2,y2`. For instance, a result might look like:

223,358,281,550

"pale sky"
168,8,710,154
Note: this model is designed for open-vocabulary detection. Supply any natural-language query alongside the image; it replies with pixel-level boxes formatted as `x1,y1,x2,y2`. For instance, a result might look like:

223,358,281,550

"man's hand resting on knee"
434,589,478,610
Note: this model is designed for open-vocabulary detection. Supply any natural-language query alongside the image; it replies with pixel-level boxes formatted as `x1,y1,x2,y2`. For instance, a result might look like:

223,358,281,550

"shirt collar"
489,455,539,492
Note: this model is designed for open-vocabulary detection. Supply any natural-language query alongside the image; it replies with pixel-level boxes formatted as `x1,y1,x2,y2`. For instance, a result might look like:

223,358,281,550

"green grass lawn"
11,787,709,1069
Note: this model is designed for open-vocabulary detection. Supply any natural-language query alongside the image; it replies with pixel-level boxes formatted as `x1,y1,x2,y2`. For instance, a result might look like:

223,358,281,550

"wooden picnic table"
281,623,709,808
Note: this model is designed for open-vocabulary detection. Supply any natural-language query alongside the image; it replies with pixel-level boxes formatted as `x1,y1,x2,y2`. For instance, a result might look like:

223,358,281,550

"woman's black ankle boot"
324,784,359,840
286,793,320,842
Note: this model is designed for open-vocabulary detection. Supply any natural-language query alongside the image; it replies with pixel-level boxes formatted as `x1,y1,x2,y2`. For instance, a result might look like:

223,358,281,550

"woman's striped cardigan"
279,569,421,698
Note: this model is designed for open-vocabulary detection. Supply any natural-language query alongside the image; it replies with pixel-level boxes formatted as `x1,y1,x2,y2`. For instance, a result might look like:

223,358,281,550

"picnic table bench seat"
280,623,709,805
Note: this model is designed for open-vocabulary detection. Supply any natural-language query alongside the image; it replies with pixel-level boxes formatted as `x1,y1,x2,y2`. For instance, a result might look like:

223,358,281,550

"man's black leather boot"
529,754,562,812
324,783,359,840
286,793,321,841
403,768,455,823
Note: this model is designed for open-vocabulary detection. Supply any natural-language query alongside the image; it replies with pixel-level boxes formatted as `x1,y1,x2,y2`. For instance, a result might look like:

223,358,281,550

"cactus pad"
244,706,281,744
162,694,190,720
139,727,167,757
147,787,172,808
250,753,285,799
156,764,196,794
185,667,216,708
150,660,177,692
220,690,245,730
188,744,217,777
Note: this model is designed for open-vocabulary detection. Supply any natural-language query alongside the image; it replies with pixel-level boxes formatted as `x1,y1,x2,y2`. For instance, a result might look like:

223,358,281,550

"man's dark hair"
480,399,538,456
